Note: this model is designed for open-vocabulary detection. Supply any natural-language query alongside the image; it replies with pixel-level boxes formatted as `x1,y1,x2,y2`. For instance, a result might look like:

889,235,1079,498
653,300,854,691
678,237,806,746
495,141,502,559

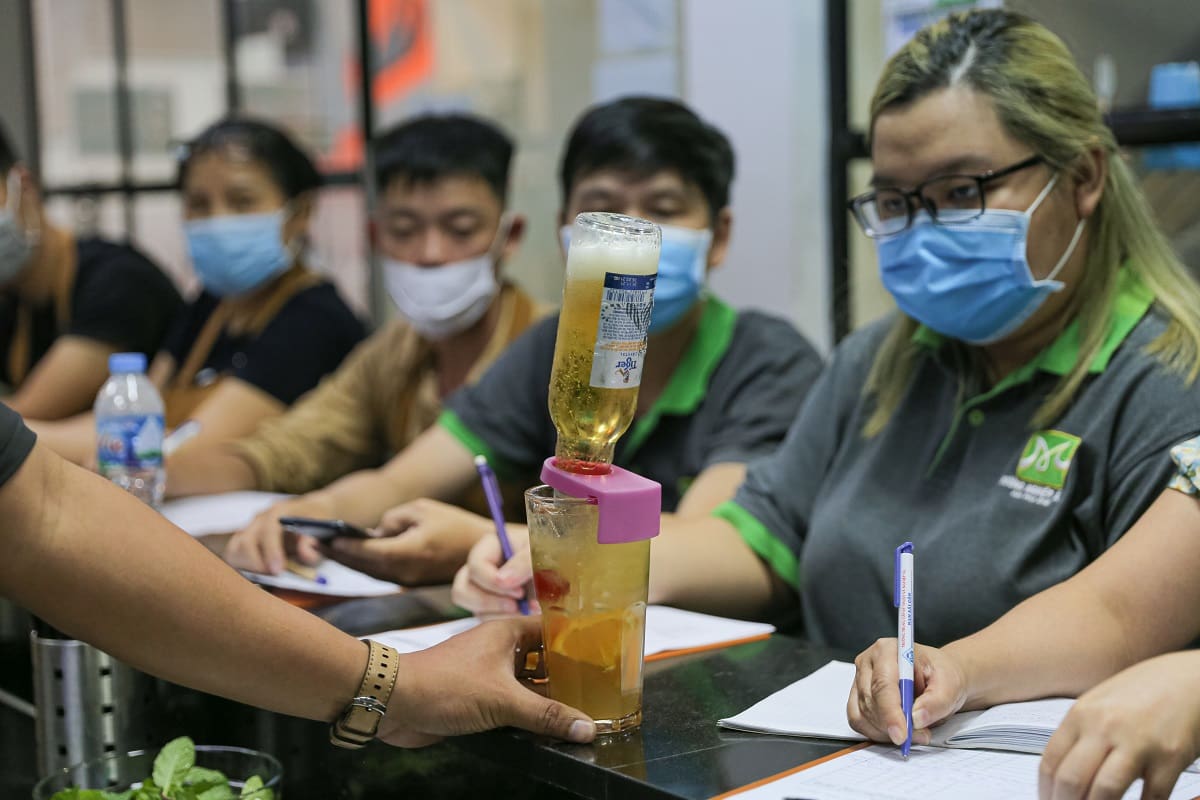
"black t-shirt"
0,237,183,386
0,402,35,489
162,282,366,405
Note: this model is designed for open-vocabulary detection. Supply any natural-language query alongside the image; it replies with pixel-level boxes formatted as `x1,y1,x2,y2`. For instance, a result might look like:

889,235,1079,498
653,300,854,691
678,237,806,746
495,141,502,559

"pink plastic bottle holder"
540,457,661,544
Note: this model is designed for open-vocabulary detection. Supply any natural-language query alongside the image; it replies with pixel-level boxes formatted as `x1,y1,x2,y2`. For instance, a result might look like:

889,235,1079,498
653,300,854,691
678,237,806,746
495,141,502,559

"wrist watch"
330,639,400,749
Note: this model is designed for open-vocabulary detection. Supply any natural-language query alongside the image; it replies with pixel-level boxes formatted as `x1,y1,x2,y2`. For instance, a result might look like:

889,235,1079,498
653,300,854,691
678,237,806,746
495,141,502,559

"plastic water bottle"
95,352,165,507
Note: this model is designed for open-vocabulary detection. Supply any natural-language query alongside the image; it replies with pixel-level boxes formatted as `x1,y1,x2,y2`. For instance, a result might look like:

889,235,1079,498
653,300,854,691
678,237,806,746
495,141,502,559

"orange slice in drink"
548,610,626,668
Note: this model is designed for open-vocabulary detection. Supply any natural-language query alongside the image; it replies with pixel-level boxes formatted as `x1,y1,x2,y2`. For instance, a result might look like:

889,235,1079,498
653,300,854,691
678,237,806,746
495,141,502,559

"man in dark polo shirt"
0,121,182,420
225,97,824,583
0,401,596,748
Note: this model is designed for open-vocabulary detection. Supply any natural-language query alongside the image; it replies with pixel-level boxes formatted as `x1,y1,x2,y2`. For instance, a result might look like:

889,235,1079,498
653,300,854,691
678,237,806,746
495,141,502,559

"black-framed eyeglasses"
847,154,1045,239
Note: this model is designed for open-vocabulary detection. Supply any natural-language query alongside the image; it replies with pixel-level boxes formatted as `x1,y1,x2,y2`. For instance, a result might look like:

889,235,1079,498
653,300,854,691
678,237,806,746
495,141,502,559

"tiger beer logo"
614,355,637,383
1015,430,1081,489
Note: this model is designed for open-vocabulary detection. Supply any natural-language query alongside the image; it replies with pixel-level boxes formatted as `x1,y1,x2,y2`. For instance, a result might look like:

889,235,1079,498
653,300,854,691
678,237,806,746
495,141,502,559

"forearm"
166,446,259,498
949,490,1200,708
25,413,96,465
946,579,1131,709
319,427,476,527
2,446,363,722
649,515,789,620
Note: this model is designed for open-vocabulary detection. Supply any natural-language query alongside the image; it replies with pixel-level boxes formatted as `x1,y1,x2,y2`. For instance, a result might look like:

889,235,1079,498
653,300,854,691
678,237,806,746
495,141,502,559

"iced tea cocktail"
548,213,660,472
526,485,650,733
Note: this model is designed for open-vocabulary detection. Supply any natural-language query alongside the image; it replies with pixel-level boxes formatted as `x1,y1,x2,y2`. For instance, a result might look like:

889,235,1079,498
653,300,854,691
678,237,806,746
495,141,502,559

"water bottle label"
590,272,655,389
97,414,164,471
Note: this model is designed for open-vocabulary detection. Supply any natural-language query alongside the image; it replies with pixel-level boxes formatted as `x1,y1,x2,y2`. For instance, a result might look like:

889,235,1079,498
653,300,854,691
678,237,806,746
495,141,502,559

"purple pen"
474,455,530,615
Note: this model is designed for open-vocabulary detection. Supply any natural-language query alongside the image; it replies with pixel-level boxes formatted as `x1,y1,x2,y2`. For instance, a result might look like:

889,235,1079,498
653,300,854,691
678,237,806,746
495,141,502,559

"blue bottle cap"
108,352,147,374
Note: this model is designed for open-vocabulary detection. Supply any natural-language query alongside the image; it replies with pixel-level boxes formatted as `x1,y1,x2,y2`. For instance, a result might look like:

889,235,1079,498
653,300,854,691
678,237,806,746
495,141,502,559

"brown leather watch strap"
330,640,400,749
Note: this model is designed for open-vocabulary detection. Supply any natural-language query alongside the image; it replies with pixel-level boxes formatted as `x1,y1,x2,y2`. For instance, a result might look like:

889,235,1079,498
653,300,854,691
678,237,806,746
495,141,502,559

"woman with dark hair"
33,117,365,464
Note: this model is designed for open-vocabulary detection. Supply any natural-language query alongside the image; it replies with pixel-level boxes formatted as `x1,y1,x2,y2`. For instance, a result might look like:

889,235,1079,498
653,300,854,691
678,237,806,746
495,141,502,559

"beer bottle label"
589,272,656,389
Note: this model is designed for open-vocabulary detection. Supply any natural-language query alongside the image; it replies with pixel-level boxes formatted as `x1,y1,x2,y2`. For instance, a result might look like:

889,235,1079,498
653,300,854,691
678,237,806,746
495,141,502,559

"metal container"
30,631,156,778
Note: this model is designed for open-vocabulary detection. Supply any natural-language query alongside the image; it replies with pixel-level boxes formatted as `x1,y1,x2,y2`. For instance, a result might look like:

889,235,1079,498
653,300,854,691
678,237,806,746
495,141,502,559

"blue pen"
474,455,530,615
894,541,915,759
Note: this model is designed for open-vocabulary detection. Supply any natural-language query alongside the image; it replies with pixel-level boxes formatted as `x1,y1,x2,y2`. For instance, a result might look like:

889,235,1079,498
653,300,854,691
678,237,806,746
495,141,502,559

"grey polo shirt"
719,269,1200,650
440,295,824,511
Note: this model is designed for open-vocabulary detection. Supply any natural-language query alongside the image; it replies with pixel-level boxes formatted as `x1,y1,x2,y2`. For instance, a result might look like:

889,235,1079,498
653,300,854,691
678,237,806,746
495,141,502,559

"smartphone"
278,516,371,541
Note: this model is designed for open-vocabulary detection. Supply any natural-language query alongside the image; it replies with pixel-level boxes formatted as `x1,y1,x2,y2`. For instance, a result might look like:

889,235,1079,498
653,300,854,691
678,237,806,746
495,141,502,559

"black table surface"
1,588,856,800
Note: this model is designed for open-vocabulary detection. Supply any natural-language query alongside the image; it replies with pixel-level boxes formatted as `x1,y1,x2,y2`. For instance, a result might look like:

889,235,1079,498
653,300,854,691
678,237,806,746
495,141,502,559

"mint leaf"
183,766,228,789
195,785,237,800
131,780,163,800
239,775,273,799
48,790,115,800
152,736,195,792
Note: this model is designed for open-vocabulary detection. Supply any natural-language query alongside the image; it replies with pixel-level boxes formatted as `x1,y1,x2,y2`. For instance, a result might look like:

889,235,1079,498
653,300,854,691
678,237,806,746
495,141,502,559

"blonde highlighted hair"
862,9,1200,437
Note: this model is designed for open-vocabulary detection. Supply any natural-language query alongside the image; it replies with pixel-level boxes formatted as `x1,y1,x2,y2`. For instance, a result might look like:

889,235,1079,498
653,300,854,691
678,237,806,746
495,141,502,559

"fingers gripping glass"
848,155,1044,238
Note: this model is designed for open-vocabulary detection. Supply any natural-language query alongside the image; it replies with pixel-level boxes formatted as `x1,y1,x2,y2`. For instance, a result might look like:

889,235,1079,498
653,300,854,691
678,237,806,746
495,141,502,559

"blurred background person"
31,117,365,465
0,120,182,421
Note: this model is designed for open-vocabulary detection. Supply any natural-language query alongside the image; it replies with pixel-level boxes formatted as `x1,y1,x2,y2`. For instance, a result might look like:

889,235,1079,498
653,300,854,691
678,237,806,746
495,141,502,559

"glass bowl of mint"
33,736,282,799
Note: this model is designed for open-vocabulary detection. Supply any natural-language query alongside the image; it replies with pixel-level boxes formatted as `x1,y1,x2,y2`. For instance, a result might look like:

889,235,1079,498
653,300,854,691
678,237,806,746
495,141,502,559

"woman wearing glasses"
29,117,365,464
460,8,1200,670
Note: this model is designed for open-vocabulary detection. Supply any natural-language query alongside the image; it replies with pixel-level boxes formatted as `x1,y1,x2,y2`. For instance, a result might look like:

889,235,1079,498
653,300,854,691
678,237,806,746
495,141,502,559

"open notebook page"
239,560,402,597
370,606,774,656
723,744,1200,800
719,660,1200,772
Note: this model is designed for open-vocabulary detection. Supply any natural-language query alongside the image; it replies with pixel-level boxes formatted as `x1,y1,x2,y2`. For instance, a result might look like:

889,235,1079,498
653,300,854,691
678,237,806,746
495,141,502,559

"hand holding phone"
278,516,371,541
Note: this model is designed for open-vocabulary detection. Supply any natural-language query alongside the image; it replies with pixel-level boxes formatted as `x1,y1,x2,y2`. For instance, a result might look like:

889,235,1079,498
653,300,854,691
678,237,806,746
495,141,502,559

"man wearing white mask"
0,121,182,420
167,114,543,506
222,97,824,588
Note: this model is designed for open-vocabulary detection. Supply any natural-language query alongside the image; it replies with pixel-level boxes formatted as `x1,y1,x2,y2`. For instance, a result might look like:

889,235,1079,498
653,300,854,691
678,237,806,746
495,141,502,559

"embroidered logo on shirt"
1015,430,1081,489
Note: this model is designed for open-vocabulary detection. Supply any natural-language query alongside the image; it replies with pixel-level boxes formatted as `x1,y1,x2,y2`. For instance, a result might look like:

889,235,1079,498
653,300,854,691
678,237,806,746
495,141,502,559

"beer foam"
566,240,660,280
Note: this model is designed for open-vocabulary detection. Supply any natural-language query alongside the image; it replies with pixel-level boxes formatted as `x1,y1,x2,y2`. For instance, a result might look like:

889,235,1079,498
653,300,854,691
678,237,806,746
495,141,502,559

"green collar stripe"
623,296,739,460
911,268,1154,383
437,409,522,481
712,500,799,587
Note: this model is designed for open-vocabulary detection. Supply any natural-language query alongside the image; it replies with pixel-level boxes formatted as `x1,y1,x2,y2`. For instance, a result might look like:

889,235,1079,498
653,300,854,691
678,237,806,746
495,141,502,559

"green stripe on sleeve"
712,500,799,587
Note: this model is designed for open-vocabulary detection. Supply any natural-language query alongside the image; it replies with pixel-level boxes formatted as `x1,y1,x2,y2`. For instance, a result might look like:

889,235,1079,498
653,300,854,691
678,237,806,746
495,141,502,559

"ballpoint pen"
475,455,530,615
894,541,915,760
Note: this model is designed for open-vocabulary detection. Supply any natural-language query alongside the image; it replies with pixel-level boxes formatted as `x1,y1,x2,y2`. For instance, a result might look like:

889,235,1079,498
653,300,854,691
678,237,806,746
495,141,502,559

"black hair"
559,97,735,218
0,120,19,173
374,114,514,202
176,116,322,199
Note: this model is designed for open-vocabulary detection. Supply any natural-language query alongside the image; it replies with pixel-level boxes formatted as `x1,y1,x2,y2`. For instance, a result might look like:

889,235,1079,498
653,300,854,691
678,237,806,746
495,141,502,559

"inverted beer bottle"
549,212,660,473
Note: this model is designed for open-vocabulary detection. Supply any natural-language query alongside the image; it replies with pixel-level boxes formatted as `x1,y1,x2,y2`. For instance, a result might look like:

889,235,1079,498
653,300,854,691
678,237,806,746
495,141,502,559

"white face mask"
381,216,510,340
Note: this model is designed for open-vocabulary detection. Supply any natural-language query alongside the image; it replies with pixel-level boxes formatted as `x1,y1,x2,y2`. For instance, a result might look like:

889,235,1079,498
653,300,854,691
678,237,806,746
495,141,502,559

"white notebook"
719,660,1200,770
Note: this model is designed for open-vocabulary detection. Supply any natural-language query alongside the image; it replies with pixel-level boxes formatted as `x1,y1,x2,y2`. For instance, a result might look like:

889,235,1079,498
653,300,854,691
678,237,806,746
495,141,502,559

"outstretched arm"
0,440,595,746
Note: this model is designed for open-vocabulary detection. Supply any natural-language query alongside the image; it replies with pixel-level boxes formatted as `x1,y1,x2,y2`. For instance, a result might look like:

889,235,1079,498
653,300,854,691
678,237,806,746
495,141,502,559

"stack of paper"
370,606,774,657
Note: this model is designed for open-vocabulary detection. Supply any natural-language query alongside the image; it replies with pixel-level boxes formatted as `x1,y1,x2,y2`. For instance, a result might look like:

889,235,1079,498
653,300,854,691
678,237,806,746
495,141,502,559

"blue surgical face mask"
876,174,1086,344
0,171,35,285
185,209,296,297
559,222,712,334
